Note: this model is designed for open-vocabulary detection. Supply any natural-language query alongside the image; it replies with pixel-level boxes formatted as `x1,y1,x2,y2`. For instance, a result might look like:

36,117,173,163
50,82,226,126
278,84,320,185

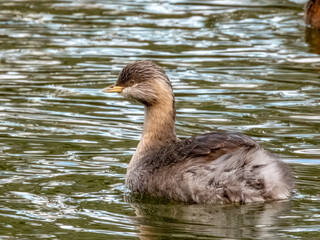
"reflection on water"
0,0,320,239
130,200,293,239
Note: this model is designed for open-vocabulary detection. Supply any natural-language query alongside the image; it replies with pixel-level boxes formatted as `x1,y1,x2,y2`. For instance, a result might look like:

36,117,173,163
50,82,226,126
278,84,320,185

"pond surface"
0,0,319,239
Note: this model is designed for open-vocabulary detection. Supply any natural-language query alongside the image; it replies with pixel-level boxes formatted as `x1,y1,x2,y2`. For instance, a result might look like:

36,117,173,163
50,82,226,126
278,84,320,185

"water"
0,0,319,239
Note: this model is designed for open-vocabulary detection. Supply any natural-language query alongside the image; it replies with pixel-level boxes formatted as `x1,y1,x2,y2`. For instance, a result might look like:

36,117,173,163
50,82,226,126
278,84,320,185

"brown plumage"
305,0,320,28
102,60,294,204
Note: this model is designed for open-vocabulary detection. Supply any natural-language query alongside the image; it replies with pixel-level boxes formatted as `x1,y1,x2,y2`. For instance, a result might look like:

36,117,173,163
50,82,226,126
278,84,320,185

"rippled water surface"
0,0,319,239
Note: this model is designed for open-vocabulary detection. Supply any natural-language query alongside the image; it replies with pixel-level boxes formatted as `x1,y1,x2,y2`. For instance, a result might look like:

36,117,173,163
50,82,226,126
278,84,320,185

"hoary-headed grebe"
305,0,320,28
102,60,294,204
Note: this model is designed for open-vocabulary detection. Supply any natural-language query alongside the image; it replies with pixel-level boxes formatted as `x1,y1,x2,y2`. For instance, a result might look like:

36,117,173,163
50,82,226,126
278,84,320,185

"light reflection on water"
0,0,319,239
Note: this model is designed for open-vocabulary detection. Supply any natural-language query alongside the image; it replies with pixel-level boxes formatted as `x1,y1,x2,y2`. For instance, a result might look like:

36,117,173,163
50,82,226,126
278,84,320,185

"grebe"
305,0,320,28
102,60,294,204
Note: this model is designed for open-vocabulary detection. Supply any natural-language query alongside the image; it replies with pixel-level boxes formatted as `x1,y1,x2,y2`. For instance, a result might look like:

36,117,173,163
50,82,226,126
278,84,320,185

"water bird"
305,0,320,28
102,60,294,204
305,1,320,54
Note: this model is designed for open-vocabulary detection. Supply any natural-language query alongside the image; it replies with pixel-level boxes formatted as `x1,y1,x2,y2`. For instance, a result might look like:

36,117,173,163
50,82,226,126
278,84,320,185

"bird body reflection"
129,199,293,239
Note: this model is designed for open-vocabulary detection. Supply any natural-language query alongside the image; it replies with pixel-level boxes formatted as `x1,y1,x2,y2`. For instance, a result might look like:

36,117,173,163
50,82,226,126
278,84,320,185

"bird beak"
102,85,124,93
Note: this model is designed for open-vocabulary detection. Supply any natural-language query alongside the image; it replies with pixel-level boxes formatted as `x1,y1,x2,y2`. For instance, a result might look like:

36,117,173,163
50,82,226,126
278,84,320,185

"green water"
0,0,319,239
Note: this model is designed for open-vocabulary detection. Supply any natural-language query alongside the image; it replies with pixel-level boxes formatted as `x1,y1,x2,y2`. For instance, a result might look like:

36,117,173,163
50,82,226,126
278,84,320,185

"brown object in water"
102,60,294,204
305,27,320,55
305,0,320,28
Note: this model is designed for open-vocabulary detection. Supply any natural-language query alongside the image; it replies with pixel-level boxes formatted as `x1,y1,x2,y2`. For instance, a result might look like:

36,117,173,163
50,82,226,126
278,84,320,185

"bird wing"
185,131,259,161
147,131,259,169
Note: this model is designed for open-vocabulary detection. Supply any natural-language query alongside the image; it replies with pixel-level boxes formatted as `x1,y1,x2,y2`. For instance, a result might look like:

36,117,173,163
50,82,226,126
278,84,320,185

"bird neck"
126,98,177,191
131,95,177,163
141,99,177,148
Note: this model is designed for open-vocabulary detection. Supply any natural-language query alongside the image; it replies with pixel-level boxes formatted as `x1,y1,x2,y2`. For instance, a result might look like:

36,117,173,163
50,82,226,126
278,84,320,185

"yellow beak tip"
102,86,124,93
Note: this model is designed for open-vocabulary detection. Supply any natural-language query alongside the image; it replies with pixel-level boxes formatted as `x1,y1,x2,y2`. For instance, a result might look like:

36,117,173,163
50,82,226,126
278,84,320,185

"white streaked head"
102,60,174,106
